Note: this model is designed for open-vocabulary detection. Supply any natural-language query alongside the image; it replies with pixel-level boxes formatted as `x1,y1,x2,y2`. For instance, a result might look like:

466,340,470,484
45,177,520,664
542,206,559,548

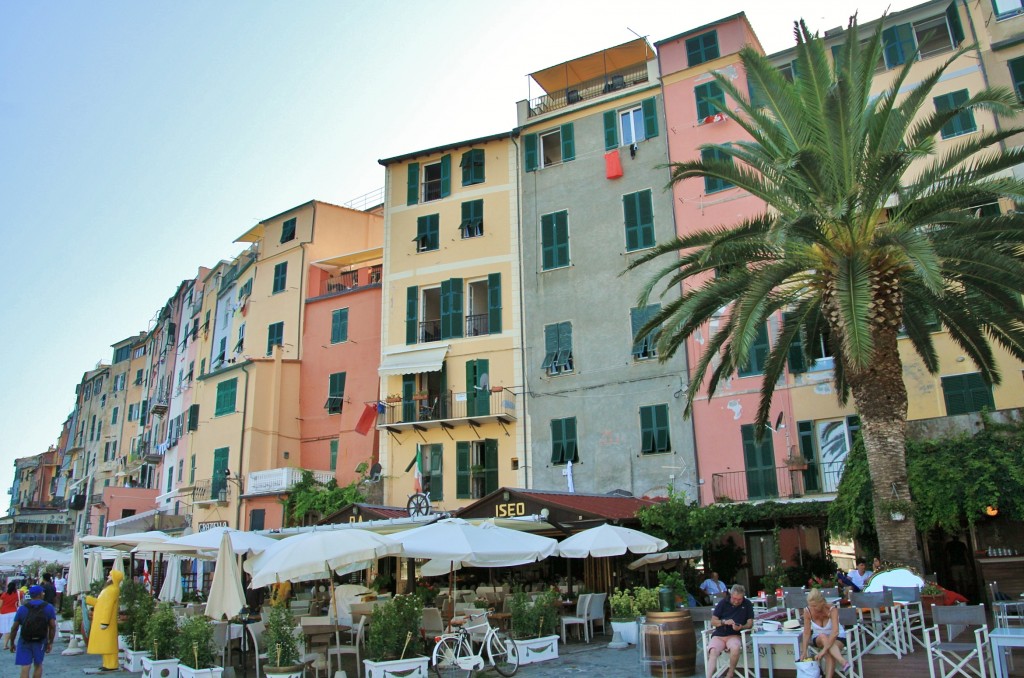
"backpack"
21,603,49,643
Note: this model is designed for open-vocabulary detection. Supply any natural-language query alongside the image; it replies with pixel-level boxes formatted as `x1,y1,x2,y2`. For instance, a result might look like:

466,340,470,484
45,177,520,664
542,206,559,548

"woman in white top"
800,588,849,677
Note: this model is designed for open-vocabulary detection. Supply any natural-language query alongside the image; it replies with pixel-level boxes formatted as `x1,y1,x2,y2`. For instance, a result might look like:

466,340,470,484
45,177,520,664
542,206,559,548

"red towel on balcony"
605,150,623,179
355,403,377,436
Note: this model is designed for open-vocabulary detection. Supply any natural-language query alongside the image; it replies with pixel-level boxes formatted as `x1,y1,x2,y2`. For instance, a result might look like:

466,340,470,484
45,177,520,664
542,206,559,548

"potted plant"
120,579,155,671
658,571,689,606
785,453,808,471
921,583,946,609
508,588,560,664
412,389,429,401
363,594,428,678
175,615,222,678
608,588,640,646
385,394,403,404
760,564,789,607
262,603,305,678
141,603,181,678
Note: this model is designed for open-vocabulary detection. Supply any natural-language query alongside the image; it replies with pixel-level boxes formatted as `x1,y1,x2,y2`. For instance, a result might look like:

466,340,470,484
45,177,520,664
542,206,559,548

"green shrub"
263,603,302,668
175,616,217,669
145,603,179,660
365,594,423,662
657,571,688,605
509,588,560,640
119,579,154,651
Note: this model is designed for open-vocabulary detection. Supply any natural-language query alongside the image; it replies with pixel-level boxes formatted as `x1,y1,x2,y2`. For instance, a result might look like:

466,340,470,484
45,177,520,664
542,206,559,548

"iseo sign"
494,502,528,518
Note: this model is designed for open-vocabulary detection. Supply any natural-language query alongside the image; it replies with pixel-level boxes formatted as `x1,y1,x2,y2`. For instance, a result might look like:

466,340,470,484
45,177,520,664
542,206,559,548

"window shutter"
564,417,578,463
487,273,502,334
640,406,654,453
542,324,558,370
942,375,970,415
557,321,573,369
630,307,645,356
641,98,659,138
450,278,463,339
623,192,641,251
456,442,470,498
329,439,338,471
329,372,346,398
541,213,556,270
785,314,806,373
550,419,565,464
402,375,416,422
440,279,452,340
331,308,349,343
524,133,538,172
211,447,229,497
946,2,965,46
637,189,654,248
473,148,484,184
654,405,670,451
187,404,199,431
603,110,619,150
797,421,815,461
406,163,419,206
406,286,418,345
439,154,451,198
1010,58,1024,100
739,323,769,376
250,509,265,531
484,439,499,495
554,211,569,268
740,425,762,499
560,123,575,161
882,24,915,67
430,446,444,500
460,150,473,186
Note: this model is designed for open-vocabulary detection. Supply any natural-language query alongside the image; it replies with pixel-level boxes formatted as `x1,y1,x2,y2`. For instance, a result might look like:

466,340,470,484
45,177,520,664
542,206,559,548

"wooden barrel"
645,610,697,677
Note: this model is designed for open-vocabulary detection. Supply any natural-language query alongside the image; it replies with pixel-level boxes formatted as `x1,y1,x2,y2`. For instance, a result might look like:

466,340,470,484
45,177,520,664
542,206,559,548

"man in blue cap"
6,585,56,678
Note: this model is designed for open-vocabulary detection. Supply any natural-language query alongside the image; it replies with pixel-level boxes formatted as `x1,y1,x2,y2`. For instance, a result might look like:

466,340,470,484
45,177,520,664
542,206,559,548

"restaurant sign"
199,520,229,531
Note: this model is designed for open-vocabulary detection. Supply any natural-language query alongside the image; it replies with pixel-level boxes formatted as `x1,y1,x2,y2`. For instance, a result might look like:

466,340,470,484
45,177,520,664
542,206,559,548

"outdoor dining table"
752,629,802,677
991,627,1024,678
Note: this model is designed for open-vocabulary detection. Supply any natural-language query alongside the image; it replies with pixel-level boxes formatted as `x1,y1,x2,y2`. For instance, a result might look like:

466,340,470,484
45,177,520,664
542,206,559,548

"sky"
0,0,919,514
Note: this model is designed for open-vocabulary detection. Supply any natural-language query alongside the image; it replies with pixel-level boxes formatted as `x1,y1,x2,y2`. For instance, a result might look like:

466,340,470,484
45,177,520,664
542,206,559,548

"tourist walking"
6,585,57,678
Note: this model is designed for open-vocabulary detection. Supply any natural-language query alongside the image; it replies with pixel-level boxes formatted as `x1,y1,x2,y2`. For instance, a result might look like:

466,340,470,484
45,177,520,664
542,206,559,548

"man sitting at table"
700,571,728,604
847,560,872,591
707,584,754,678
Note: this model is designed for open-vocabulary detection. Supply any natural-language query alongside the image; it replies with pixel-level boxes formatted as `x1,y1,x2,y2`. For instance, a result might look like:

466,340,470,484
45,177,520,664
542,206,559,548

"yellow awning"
378,345,450,377
529,37,653,94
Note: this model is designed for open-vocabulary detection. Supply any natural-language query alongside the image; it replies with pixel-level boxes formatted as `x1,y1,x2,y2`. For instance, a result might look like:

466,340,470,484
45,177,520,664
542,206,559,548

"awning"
529,37,653,94
378,345,449,377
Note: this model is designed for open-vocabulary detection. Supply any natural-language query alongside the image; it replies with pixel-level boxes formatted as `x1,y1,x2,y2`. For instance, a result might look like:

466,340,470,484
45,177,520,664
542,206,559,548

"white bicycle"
431,610,519,677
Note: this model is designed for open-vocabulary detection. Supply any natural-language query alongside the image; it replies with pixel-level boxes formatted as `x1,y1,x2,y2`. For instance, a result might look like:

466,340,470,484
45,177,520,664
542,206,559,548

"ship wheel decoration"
407,492,432,517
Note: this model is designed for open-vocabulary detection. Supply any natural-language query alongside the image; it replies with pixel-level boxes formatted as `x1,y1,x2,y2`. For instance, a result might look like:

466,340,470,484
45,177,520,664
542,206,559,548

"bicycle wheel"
488,630,520,676
432,635,471,678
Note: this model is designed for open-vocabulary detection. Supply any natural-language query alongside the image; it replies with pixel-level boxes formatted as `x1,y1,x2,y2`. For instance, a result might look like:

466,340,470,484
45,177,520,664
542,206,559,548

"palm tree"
629,18,1024,568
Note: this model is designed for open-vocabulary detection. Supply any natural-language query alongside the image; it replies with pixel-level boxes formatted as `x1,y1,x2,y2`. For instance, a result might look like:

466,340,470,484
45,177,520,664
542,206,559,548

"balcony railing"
318,264,383,297
419,319,441,343
6,532,71,545
710,460,846,503
377,389,518,430
247,468,334,495
465,314,490,337
528,63,649,118
89,493,104,505
192,479,232,504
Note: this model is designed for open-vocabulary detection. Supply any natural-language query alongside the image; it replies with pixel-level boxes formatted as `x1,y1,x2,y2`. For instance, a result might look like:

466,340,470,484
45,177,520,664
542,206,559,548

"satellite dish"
368,463,382,483
476,372,490,391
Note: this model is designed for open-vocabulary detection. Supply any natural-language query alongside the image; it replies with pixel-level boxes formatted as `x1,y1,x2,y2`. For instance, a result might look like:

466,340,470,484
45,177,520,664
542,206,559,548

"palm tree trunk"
843,318,924,571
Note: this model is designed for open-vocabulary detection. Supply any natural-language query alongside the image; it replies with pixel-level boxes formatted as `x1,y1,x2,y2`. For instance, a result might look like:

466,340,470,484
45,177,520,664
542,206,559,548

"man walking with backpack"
6,585,56,678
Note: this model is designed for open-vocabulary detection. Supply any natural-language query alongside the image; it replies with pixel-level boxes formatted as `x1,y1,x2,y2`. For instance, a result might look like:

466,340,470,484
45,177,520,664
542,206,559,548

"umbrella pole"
328,562,336,621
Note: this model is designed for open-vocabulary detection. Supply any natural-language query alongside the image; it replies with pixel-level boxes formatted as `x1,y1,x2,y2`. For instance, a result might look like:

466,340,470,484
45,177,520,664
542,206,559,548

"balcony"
528,63,649,118
89,493,104,506
192,479,233,505
376,389,518,432
317,264,383,298
710,460,845,504
246,468,334,496
139,440,163,464
8,531,71,546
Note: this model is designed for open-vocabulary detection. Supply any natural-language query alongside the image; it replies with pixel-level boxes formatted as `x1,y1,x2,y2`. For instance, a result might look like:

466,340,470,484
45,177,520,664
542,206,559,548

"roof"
378,131,514,166
513,488,661,519
655,12,746,47
528,37,654,94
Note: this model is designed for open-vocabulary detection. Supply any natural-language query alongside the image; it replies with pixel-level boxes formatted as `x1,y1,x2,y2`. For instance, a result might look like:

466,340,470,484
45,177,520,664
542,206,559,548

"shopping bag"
795,659,821,678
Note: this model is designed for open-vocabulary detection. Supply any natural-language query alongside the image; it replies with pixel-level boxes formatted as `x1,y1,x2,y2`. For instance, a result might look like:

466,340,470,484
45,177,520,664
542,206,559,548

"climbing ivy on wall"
284,469,366,526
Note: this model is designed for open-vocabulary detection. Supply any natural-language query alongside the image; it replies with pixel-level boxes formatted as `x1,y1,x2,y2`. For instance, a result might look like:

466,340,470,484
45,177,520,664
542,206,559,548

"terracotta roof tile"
514,489,662,520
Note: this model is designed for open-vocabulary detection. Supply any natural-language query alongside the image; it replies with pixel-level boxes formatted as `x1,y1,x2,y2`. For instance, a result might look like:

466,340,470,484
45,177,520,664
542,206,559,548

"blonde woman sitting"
799,588,849,677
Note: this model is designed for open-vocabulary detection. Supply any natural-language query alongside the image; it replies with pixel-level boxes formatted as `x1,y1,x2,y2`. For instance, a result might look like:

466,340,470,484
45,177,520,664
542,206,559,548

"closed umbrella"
86,551,104,585
66,538,89,597
158,555,183,603
556,524,667,558
627,549,703,571
205,532,246,621
111,552,125,576
248,529,401,588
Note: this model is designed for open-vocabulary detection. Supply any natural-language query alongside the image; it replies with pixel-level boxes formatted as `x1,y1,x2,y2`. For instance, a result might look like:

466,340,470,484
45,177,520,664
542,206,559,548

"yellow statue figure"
86,569,123,670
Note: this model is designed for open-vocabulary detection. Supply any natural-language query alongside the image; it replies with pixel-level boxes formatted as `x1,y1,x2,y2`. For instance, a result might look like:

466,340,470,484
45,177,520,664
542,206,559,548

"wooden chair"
925,604,992,678
560,593,592,644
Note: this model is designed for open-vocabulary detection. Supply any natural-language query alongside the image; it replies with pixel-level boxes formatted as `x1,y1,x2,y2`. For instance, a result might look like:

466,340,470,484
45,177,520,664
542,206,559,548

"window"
187,404,199,431
460,148,484,186
631,304,661,360
798,416,860,493
460,199,484,238
695,82,726,121
738,322,770,377
1010,57,1024,100
111,406,119,425
457,439,498,499
913,15,956,59
326,372,346,414
550,417,579,465
640,404,671,453
133,346,146,359
741,423,778,499
234,323,245,353
701,147,734,193
942,372,995,415
238,278,252,300
994,0,1024,19
934,90,976,138
134,369,143,386
215,378,238,417
415,214,440,252
329,439,338,471
200,358,206,376
113,346,131,363
440,278,464,340
686,30,719,66
540,210,570,270
614,98,659,147
523,124,575,171
280,217,296,243
211,447,229,499
331,308,349,344
177,460,183,482
249,509,265,531
465,274,501,336
465,358,490,417
406,286,419,345
215,337,226,366
419,444,443,501
623,189,656,251
189,454,196,484
272,262,288,294
541,322,574,375
114,373,126,391
267,321,284,355
882,24,916,68
128,403,138,421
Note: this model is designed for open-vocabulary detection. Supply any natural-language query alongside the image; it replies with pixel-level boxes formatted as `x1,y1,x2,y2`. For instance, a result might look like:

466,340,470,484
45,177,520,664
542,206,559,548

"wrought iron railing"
528,63,649,118
465,314,490,337
419,319,441,343
319,264,384,297
192,479,232,503
711,460,847,503
377,389,517,427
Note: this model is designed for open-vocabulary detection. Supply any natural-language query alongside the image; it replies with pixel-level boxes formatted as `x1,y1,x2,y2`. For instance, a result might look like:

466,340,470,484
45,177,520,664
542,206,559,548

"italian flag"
413,448,423,493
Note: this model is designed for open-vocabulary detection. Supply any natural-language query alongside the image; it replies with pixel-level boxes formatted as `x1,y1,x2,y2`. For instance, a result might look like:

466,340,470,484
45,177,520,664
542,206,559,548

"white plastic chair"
560,593,592,644
701,627,751,678
246,621,268,678
588,592,607,637
851,590,904,657
925,604,992,678
328,616,366,678
886,585,926,652
808,608,864,678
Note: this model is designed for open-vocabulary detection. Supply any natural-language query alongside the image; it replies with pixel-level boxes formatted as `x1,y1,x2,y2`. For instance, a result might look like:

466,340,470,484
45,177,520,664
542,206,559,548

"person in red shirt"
0,582,22,645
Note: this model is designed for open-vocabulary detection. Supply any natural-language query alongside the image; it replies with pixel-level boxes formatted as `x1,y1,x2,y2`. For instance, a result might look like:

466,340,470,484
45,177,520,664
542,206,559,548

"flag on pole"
143,560,151,592
413,448,423,494
355,402,377,436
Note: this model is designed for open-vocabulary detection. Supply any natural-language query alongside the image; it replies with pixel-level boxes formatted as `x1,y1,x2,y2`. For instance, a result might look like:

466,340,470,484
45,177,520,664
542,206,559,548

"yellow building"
378,133,525,513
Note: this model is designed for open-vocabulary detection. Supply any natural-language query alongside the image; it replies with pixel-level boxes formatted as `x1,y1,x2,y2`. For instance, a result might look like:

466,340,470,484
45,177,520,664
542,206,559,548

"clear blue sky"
0,0,915,513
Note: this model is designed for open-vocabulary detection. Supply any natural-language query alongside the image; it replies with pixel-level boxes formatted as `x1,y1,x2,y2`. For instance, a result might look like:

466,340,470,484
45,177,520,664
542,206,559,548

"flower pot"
363,655,430,678
412,394,428,401
922,593,945,609
178,665,224,678
264,667,305,678
141,656,180,678
513,635,560,664
610,620,638,645
123,648,151,672
490,386,504,393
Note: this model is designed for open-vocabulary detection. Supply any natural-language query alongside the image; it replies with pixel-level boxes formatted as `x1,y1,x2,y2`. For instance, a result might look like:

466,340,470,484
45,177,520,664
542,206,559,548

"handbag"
795,659,821,678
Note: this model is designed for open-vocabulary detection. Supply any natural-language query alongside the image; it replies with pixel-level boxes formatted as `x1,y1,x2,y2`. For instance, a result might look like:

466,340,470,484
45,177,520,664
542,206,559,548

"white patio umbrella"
627,549,703,571
0,545,73,568
135,526,277,557
248,529,401,588
86,551,104,585
111,552,125,576
421,559,463,577
205,532,246,621
393,518,558,565
158,555,184,603
556,524,668,559
81,531,171,551
66,538,89,597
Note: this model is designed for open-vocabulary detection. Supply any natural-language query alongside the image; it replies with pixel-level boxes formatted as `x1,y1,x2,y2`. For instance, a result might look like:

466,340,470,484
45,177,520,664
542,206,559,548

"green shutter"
785,314,807,374
215,378,237,416
554,211,569,268
460,150,474,186
331,308,349,343
524,133,538,172
1010,58,1024,100
603,110,619,150
211,447,229,498
406,286,418,345
942,373,994,415
484,439,499,495
641,98,658,138
407,163,419,205
640,406,655,453
637,189,654,248
272,260,286,293
882,23,915,67
187,404,199,431
550,419,565,464
329,439,338,471
564,417,578,463
456,442,470,498
946,2,965,46
654,404,670,451
541,213,555,270
465,359,490,417
329,371,346,399
623,192,640,251
450,278,463,339
440,279,452,340
542,324,558,370
739,323,770,377
430,446,444,500
798,421,821,493
556,321,573,370
487,273,502,334
741,424,778,499
439,154,451,198
402,375,416,422
560,123,575,161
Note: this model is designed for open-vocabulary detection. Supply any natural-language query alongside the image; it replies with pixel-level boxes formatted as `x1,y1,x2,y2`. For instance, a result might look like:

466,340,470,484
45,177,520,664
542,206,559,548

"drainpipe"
510,131,530,490
298,204,314,359
961,0,1004,145
235,362,251,529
